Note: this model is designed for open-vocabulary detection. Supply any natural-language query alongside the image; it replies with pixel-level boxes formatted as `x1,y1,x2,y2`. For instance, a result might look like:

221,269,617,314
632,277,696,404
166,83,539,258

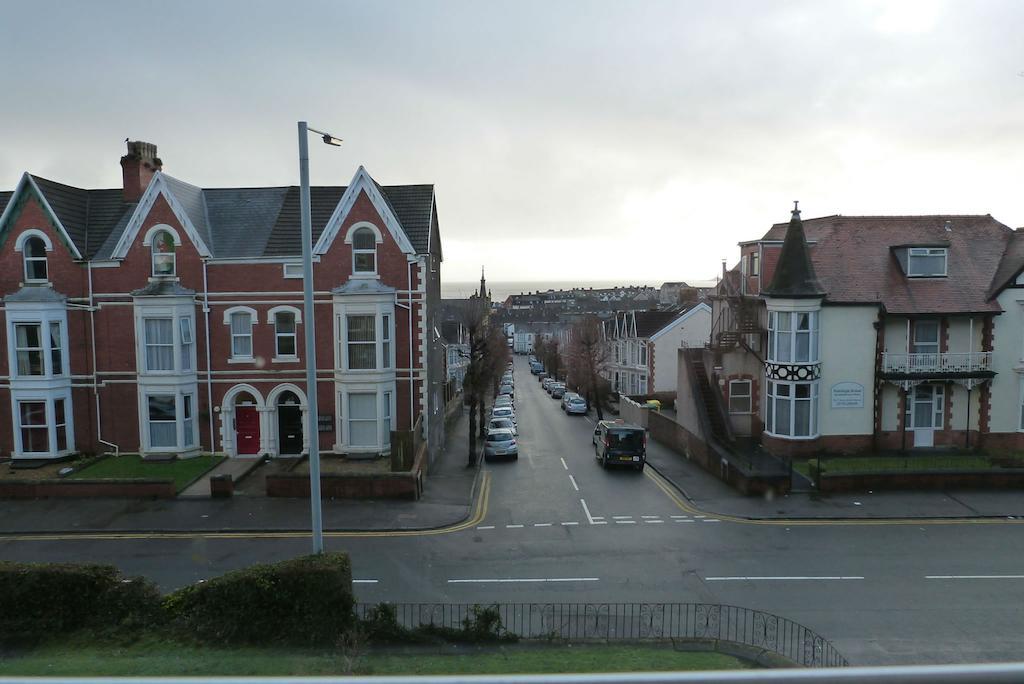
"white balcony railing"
882,351,992,375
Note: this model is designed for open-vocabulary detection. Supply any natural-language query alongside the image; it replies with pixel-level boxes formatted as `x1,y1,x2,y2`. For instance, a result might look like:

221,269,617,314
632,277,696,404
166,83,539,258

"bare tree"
568,315,610,420
458,298,490,466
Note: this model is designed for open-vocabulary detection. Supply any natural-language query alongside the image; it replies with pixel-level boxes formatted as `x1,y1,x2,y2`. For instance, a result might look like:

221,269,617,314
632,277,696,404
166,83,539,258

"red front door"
235,406,260,455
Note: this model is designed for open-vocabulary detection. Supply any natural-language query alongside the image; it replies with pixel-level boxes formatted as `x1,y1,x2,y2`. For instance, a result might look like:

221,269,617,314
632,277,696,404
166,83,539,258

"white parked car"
489,417,518,436
484,428,518,461
491,406,516,424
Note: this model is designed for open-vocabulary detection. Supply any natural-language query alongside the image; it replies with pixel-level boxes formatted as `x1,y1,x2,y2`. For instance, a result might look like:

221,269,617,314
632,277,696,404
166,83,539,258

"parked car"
499,383,514,398
592,420,646,471
491,406,517,424
537,371,549,381
530,363,544,375
550,383,567,399
565,394,589,415
489,417,518,436
561,391,579,409
541,377,555,391
494,396,513,409
484,428,518,461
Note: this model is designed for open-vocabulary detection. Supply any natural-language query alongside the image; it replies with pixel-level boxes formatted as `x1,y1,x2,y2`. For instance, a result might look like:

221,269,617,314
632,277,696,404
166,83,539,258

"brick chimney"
120,140,162,202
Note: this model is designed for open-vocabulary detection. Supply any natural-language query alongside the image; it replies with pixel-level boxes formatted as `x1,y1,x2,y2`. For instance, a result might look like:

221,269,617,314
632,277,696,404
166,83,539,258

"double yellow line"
644,468,1024,527
0,473,492,542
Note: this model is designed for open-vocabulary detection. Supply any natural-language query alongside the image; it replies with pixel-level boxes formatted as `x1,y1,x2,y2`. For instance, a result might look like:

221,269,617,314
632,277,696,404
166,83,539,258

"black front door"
278,406,303,455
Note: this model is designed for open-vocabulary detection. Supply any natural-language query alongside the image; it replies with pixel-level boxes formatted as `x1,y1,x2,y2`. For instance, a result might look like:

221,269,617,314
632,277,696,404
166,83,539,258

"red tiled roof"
759,215,1012,314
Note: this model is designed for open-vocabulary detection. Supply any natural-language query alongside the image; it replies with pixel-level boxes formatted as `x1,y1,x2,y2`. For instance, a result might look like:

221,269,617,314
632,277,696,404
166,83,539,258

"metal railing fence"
355,602,847,668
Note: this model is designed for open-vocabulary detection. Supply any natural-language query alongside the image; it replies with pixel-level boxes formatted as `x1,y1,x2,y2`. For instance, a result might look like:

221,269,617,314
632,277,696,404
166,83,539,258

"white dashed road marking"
448,577,600,584
353,579,379,584
645,519,665,524
568,474,580,492
477,525,495,530
506,524,524,529
705,576,864,582
561,521,579,526
926,575,1024,580
534,523,552,527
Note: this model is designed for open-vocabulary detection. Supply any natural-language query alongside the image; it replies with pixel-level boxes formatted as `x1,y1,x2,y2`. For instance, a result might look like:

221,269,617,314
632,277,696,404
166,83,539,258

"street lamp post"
297,121,342,554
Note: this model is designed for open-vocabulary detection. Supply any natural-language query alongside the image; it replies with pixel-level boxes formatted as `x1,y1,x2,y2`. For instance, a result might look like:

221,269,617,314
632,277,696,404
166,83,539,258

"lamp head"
322,134,343,147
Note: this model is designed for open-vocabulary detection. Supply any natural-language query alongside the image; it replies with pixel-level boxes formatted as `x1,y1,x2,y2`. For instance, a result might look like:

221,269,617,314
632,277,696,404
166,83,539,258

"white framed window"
347,314,376,370
729,379,752,414
352,227,377,274
54,398,67,451
639,342,647,366
230,311,254,359
23,237,48,282
274,311,297,358
348,393,377,447
907,248,947,277
283,263,304,279
768,311,818,364
183,394,195,448
49,322,63,375
381,314,391,369
18,401,49,453
144,318,175,371
382,391,392,443
14,323,44,376
151,229,177,276
751,253,760,276
147,395,177,448
179,318,194,371
639,375,647,395
765,380,818,438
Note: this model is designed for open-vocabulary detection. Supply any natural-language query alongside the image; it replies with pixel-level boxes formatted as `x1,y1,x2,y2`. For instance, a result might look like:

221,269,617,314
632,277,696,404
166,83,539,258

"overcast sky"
2,0,1023,283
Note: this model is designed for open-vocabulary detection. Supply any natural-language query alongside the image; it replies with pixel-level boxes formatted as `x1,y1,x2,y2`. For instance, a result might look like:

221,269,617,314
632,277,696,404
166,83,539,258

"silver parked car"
565,394,588,415
491,406,517,424
550,383,567,399
489,416,518,436
484,428,518,461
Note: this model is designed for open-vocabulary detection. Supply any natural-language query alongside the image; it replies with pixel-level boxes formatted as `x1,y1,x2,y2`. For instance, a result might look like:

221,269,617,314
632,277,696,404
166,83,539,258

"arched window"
151,230,176,276
352,227,376,274
23,237,48,282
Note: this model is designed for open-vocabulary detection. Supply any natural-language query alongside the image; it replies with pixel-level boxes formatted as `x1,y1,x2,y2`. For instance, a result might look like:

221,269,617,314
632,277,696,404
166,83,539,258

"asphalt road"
5,356,1024,666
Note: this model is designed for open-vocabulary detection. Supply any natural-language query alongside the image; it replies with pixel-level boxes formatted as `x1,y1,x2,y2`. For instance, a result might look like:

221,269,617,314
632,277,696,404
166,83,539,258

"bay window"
348,393,377,446
15,324,44,376
144,319,174,371
148,395,177,448
382,314,391,369
765,380,818,438
179,318,194,371
768,311,818,364
346,315,376,370
18,401,48,453
183,395,195,448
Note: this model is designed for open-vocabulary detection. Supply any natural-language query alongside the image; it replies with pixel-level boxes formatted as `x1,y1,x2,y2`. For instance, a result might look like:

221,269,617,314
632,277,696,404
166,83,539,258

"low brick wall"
0,479,176,499
266,472,420,499
619,397,649,428
267,444,427,500
818,469,1024,493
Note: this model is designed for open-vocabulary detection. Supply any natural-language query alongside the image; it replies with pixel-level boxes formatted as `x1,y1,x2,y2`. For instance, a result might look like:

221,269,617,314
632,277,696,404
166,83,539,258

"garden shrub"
163,552,354,646
0,562,162,646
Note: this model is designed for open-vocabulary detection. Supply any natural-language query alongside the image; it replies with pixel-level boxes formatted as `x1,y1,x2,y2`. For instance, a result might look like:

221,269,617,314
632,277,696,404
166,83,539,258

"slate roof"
759,215,1012,314
988,229,1024,297
4,286,67,304
634,309,688,338
1,172,435,260
762,208,825,299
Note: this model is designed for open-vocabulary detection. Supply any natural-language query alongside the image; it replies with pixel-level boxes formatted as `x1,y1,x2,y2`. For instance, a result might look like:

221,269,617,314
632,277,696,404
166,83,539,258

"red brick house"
0,141,446,462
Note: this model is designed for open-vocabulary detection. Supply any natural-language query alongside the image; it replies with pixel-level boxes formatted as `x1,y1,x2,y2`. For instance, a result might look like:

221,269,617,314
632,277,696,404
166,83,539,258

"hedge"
0,562,162,645
163,553,354,646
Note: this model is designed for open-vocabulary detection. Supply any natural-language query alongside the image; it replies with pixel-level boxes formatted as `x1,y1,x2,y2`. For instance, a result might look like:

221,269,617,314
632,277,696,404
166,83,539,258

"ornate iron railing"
881,351,992,375
354,602,847,668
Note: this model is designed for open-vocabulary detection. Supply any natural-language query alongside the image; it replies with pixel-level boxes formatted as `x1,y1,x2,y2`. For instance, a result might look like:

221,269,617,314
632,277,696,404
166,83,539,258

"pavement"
643,432,1024,520
0,409,481,535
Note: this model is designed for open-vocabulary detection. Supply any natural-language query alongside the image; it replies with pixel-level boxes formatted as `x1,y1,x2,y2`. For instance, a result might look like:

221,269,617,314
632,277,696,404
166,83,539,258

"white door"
910,384,943,448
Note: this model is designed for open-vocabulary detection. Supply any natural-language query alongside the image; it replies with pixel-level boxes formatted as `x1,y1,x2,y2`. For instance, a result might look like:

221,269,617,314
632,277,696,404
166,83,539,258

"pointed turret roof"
479,266,487,300
762,202,825,299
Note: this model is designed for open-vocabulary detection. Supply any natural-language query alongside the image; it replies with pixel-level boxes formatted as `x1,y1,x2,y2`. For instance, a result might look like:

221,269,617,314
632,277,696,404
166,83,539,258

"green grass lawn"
69,454,223,492
0,642,750,676
794,452,1024,477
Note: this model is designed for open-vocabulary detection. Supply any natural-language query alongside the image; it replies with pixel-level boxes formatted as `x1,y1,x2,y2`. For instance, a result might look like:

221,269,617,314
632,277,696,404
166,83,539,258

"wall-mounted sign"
317,414,333,432
831,382,864,409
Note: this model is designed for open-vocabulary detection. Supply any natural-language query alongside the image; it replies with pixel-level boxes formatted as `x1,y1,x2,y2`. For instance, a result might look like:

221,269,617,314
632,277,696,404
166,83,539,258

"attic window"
151,230,176,276
907,248,947,278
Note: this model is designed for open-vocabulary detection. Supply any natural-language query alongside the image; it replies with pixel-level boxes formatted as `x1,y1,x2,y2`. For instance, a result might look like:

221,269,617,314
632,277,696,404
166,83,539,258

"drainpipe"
89,262,119,457
202,260,215,452
408,259,415,433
